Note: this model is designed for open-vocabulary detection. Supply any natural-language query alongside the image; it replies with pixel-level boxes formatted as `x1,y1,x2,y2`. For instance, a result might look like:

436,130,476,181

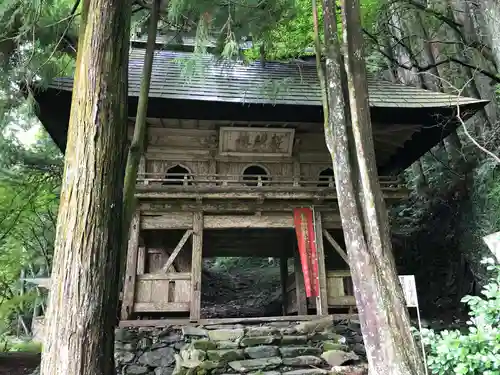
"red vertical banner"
293,208,319,297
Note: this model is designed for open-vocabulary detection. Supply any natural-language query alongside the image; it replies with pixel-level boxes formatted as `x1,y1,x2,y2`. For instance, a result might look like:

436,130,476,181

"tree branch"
363,28,500,84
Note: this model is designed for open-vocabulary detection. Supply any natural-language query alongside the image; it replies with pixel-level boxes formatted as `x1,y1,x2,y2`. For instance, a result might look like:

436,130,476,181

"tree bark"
122,0,160,285
479,0,500,70
320,0,426,374
411,160,428,196
39,0,131,373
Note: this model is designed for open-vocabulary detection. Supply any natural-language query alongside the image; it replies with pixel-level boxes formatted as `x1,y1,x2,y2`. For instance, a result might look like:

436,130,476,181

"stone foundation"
115,317,367,375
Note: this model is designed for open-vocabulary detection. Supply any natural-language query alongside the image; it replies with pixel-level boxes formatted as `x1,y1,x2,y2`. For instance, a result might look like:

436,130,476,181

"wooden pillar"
280,254,288,316
121,211,141,320
314,210,329,315
190,211,203,321
292,160,301,187
136,246,146,275
294,247,308,315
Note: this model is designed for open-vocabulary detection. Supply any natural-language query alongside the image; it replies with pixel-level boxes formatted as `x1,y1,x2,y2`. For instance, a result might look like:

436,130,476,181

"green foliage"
0,336,42,352
242,0,383,61
8,339,42,353
0,128,60,335
421,258,500,375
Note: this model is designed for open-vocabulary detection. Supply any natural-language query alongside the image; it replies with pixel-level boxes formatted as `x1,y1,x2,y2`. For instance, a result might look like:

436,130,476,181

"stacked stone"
115,318,367,375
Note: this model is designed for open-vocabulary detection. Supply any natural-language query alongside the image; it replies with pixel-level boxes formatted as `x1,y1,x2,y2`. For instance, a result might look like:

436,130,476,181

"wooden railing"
136,173,404,190
134,272,191,313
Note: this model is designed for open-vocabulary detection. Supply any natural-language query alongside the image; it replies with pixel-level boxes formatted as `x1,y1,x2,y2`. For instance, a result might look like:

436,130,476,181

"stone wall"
115,317,367,375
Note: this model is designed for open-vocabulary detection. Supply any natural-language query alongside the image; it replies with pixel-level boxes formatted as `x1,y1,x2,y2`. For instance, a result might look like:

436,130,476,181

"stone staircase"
115,317,367,375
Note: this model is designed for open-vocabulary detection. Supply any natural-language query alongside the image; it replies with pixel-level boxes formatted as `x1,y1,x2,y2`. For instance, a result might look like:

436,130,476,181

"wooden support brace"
323,229,349,265
314,210,328,315
190,212,203,321
162,229,193,272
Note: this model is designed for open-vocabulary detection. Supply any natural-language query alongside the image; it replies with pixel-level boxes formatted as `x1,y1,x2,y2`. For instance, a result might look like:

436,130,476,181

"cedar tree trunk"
320,0,426,374
39,0,131,373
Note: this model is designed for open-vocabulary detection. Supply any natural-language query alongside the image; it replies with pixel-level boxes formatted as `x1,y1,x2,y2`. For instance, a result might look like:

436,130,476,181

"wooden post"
294,246,308,315
314,210,328,315
280,253,288,316
137,246,146,275
139,155,148,185
121,211,141,320
190,212,203,321
293,160,300,187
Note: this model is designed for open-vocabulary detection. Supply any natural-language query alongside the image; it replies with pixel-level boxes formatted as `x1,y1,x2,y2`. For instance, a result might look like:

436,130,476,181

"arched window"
242,165,269,186
163,164,192,186
318,167,334,187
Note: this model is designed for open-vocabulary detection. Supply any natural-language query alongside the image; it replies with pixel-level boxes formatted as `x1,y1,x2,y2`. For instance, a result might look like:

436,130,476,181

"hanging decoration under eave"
293,207,319,298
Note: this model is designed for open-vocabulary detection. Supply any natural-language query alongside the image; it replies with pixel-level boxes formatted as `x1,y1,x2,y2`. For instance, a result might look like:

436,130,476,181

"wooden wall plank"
120,212,141,320
190,212,203,321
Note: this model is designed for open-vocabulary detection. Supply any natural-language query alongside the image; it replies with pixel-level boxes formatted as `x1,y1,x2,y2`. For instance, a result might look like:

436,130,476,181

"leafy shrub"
0,335,42,353
421,258,500,375
8,340,42,353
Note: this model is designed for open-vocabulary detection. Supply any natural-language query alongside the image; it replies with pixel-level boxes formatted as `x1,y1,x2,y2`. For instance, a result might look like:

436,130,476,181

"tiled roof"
49,48,488,109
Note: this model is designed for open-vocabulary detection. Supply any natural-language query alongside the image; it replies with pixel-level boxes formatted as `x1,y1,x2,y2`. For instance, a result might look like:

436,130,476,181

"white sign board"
482,232,500,263
398,275,418,307
398,274,428,375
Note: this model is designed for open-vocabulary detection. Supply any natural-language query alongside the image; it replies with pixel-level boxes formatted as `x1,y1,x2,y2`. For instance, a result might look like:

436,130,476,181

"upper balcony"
135,172,408,201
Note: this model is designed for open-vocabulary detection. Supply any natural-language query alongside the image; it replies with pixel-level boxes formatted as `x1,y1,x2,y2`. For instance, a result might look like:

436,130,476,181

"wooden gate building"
31,44,488,323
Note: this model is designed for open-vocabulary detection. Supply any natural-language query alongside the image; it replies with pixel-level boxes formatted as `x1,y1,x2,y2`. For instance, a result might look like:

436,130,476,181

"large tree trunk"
320,0,426,374
39,0,131,373
477,0,500,71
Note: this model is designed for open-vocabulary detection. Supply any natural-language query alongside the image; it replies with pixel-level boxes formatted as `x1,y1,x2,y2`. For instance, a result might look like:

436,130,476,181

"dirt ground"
0,353,40,375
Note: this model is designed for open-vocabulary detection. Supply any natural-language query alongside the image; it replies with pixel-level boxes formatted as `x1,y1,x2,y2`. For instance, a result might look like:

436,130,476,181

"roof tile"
49,48,488,109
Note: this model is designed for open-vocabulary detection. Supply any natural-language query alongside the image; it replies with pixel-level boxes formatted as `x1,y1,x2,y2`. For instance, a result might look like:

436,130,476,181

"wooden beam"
294,248,308,315
135,188,409,201
134,302,190,312
190,212,203,321
139,200,340,213
137,272,191,281
142,213,342,229
323,229,350,265
314,211,328,316
121,212,141,320
162,229,193,272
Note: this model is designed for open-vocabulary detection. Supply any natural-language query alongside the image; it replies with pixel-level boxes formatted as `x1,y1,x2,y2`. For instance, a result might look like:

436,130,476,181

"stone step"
282,355,324,367
279,346,322,358
206,349,245,362
244,345,280,359
228,357,283,373
241,336,280,347
207,328,245,342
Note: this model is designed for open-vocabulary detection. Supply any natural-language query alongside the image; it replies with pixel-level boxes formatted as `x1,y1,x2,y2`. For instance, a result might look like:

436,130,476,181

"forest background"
0,0,499,372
